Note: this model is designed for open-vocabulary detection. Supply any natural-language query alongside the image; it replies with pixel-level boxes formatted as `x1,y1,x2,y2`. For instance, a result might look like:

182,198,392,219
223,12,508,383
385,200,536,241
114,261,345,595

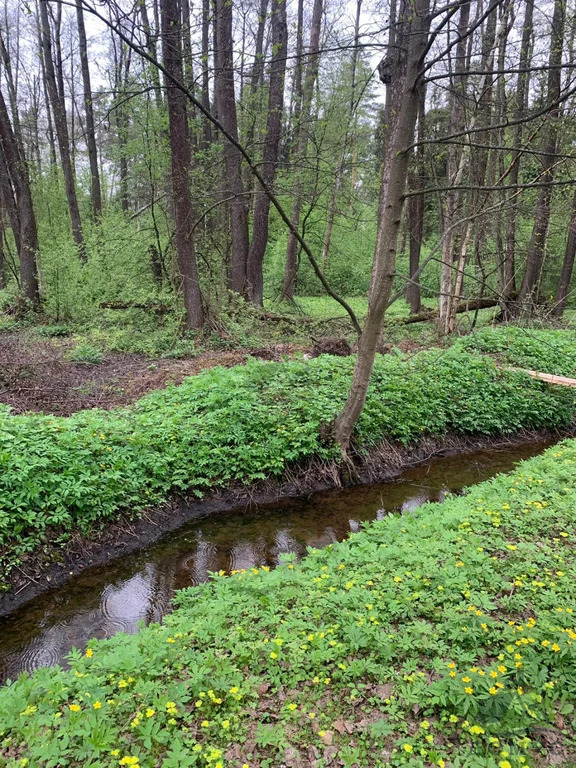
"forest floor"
0,331,303,415
0,296,499,415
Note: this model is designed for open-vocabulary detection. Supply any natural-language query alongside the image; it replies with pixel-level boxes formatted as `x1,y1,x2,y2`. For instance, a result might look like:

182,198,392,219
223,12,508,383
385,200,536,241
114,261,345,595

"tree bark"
552,186,576,317
246,0,287,304
214,0,250,295
75,0,102,220
333,0,431,451
39,0,85,258
200,0,212,147
0,87,40,305
438,0,470,334
503,0,533,303
517,0,564,310
407,85,426,314
160,0,204,328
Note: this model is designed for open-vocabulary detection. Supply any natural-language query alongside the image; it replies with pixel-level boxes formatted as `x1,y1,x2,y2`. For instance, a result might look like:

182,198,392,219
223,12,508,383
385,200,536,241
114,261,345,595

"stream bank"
2,438,576,767
1,427,573,618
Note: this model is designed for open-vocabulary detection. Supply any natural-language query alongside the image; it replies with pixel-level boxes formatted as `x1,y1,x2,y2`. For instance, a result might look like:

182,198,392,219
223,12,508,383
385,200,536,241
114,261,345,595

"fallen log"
389,297,500,326
99,301,171,314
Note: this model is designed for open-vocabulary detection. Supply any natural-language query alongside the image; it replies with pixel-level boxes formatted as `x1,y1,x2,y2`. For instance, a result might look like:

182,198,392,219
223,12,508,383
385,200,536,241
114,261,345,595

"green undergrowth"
1,346,575,591
2,440,576,766
457,327,576,378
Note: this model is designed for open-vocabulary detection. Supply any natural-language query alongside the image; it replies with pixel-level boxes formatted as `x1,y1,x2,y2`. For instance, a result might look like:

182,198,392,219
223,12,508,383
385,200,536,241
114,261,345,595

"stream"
0,438,555,684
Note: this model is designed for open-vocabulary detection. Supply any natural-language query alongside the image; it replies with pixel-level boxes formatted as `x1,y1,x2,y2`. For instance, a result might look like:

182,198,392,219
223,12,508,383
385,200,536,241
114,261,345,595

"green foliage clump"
2,440,576,766
457,326,576,377
0,346,573,590
34,324,73,338
66,344,103,365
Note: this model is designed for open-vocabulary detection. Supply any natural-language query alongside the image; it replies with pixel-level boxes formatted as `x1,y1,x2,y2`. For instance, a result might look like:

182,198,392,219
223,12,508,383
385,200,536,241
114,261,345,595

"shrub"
66,344,103,365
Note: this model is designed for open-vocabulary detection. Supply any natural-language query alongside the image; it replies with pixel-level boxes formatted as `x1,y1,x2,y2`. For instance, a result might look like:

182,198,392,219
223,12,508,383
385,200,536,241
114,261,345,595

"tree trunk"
0,136,21,257
517,0,564,310
321,0,363,270
35,4,57,169
214,0,250,295
241,0,269,203
75,0,102,220
407,85,426,314
160,0,204,328
503,0,533,303
39,0,85,259
0,87,40,305
333,0,431,451
246,0,287,304
140,0,164,111
200,0,212,147
280,0,323,301
552,186,576,317
438,0,470,334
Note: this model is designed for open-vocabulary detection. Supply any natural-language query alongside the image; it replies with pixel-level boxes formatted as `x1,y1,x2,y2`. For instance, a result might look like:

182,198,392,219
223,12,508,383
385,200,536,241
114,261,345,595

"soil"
0,427,573,619
0,332,300,415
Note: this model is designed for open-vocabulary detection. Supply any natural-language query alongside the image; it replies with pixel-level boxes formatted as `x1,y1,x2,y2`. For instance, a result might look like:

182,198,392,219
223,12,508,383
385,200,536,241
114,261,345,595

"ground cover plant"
1,345,574,592
457,328,576,378
2,439,576,766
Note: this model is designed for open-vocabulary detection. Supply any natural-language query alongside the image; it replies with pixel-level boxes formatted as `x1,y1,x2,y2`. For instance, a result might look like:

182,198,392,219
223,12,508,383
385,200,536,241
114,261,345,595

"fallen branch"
389,297,500,326
99,301,171,313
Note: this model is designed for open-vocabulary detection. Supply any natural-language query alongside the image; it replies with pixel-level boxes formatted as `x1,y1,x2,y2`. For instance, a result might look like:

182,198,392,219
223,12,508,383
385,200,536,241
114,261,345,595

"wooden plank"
505,366,576,388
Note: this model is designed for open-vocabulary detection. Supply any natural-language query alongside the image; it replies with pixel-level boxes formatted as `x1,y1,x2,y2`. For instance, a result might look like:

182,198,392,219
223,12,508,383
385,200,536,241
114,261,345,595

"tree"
214,0,250,295
0,86,39,305
333,0,431,451
75,0,102,220
39,0,85,258
280,0,323,301
246,0,287,305
160,0,204,328
517,0,565,310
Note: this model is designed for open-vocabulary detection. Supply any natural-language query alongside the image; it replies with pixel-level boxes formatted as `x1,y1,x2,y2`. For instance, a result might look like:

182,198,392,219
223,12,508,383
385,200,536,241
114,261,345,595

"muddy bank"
1,426,573,618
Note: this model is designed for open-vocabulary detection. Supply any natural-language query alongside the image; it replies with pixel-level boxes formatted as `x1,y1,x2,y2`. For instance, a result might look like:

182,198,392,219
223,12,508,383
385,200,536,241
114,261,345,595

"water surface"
0,439,553,683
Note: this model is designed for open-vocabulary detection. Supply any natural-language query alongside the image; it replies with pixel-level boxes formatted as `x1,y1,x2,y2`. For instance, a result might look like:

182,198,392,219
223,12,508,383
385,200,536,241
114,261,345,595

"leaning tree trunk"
246,0,287,305
0,87,40,306
517,0,564,311
75,0,102,220
160,0,204,328
214,0,250,295
333,0,431,451
39,0,85,259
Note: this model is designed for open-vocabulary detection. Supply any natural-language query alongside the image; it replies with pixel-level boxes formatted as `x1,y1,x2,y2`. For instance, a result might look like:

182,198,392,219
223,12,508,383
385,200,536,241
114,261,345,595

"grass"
2,439,576,766
1,341,574,593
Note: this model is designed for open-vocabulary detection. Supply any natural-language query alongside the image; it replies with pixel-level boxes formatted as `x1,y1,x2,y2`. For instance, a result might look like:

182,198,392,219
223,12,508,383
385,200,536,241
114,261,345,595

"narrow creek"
0,438,556,684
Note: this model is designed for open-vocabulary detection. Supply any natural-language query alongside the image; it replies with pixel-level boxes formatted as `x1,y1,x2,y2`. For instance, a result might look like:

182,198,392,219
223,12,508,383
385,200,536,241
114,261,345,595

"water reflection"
0,440,553,683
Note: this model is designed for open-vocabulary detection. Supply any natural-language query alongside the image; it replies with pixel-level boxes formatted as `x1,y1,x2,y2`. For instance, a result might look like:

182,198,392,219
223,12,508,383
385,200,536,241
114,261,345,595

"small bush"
66,343,103,365
35,324,73,338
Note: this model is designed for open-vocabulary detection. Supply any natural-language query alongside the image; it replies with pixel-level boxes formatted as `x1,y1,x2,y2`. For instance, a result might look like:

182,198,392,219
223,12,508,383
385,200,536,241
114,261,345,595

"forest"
3,0,576,765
